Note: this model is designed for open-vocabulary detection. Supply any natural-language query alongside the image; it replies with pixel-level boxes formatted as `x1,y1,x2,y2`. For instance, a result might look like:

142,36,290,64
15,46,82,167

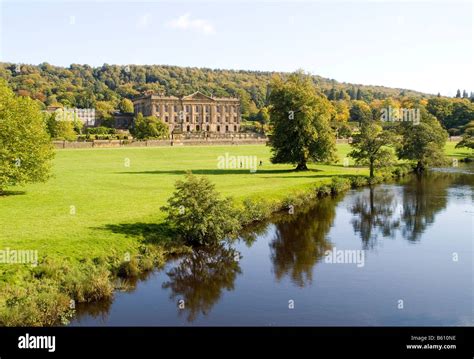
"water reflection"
269,196,338,287
350,187,401,249
349,172,463,247
162,244,241,322
401,173,455,242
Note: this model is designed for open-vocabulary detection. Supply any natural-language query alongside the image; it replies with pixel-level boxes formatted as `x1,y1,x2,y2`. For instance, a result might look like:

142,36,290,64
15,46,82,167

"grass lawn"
0,142,470,266
0,144,361,265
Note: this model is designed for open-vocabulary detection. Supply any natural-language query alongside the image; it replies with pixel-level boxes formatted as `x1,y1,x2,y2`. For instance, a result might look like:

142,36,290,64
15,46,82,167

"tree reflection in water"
350,171,458,247
350,186,401,249
162,243,241,322
269,196,337,287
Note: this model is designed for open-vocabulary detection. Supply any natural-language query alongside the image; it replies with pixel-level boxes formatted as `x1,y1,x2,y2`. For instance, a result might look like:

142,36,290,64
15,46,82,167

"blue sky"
0,0,472,96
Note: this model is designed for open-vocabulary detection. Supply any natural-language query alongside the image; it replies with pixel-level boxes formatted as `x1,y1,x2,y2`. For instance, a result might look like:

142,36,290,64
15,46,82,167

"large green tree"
268,72,336,170
349,120,396,178
0,82,54,194
131,113,169,140
396,107,448,172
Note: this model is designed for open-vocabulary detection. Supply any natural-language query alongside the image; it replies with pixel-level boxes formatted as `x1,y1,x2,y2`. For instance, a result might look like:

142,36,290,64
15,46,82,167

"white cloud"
137,14,152,29
167,13,215,35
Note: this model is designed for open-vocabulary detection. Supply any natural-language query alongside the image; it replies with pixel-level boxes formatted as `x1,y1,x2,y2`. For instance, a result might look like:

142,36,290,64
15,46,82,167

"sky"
0,0,472,96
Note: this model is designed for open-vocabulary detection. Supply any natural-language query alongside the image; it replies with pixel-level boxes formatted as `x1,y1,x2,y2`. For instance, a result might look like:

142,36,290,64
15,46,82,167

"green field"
0,142,470,264
0,141,471,325
0,144,358,262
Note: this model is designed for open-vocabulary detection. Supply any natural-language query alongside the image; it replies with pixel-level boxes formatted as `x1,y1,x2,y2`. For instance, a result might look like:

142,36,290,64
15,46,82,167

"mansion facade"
133,92,241,134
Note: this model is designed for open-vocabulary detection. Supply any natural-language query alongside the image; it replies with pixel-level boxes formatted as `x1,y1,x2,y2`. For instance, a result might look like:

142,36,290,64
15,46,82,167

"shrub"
317,184,332,197
330,177,351,194
86,126,116,135
161,173,241,245
349,175,368,188
63,263,113,303
117,257,140,278
240,198,272,224
0,279,73,326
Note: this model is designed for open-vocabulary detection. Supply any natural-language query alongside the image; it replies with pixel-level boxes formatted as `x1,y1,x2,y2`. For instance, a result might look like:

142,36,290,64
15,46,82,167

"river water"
71,166,473,326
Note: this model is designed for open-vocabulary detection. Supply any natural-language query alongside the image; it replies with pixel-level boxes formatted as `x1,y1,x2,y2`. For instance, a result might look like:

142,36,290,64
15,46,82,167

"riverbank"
0,142,471,325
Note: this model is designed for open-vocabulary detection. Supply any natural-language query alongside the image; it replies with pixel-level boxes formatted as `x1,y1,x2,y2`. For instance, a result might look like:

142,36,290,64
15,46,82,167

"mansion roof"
134,91,239,103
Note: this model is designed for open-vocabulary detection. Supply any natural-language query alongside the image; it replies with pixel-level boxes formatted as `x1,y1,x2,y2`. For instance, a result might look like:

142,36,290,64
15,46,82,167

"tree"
131,113,169,140
95,100,116,126
426,97,453,128
462,90,469,98
396,107,448,172
455,89,461,98
0,82,54,194
455,128,474,150
46,113,77,141
350,100,372,126
330,100,350,138
349,120,396,178
118,98,134,113
268,72,336,171
161,173,241,245
254,107,270,124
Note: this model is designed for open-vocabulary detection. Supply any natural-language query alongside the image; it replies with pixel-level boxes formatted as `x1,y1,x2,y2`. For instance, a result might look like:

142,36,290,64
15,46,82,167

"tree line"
1,62,472,138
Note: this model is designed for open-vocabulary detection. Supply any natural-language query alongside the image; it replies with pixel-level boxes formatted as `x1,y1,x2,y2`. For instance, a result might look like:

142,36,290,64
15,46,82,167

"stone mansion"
133,92,241,134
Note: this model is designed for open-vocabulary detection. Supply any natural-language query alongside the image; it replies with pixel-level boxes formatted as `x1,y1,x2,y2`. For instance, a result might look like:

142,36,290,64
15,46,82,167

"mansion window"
164,105,168,112
174,105,178,112
205,105,210,113
165,116,169,123
205,116,210,123
234,125,237,131
186,116,190,122
217,106,221,113
155,105,160,112
186,105,190,112
174,115,178,122
195,106,200,112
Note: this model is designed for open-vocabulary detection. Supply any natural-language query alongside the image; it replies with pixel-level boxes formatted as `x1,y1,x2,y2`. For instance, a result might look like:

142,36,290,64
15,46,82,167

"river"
71,165,473,326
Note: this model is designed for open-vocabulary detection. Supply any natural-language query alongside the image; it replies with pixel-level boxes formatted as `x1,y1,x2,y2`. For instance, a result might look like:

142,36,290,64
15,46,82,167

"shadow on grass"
260,173,361,179
99,222,179,246
0,190,26,197
116,168,323,176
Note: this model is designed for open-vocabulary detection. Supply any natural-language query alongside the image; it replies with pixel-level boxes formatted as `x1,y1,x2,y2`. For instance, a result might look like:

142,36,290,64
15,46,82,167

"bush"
86,126,116,135
317,184,332,197
330,177,351,194
0,279,73,326
161,173,241,245
349,175,368,188
63,263,113,303
392,164,412,178
240,198,273,224
117,257,140,278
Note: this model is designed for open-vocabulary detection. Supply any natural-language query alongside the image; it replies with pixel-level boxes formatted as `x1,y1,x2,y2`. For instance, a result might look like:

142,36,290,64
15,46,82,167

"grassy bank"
0,143,470,325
